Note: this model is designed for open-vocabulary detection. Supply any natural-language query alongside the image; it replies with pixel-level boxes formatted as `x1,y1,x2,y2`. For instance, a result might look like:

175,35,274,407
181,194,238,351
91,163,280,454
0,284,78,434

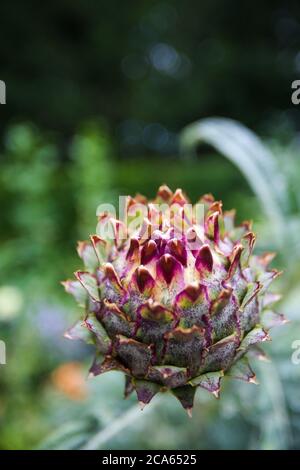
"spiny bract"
63,185,285,415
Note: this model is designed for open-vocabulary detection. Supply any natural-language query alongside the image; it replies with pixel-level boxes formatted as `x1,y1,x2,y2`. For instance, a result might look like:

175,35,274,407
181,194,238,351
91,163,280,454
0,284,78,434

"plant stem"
81,396,162,450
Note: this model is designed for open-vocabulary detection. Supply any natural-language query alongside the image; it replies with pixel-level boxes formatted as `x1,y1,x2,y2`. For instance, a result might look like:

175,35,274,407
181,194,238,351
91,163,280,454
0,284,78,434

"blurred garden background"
0,0,300,450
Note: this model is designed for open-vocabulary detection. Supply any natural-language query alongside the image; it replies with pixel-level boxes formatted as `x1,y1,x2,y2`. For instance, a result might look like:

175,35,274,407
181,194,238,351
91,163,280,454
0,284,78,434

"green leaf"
180,117,289,250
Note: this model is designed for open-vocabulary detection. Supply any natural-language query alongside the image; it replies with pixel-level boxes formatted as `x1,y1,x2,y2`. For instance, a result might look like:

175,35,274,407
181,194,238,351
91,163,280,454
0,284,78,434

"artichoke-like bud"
63,186,286,415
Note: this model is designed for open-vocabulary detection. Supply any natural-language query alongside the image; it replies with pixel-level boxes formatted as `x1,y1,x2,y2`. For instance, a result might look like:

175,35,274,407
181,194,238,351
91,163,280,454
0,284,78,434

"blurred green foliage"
0,121,299,450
